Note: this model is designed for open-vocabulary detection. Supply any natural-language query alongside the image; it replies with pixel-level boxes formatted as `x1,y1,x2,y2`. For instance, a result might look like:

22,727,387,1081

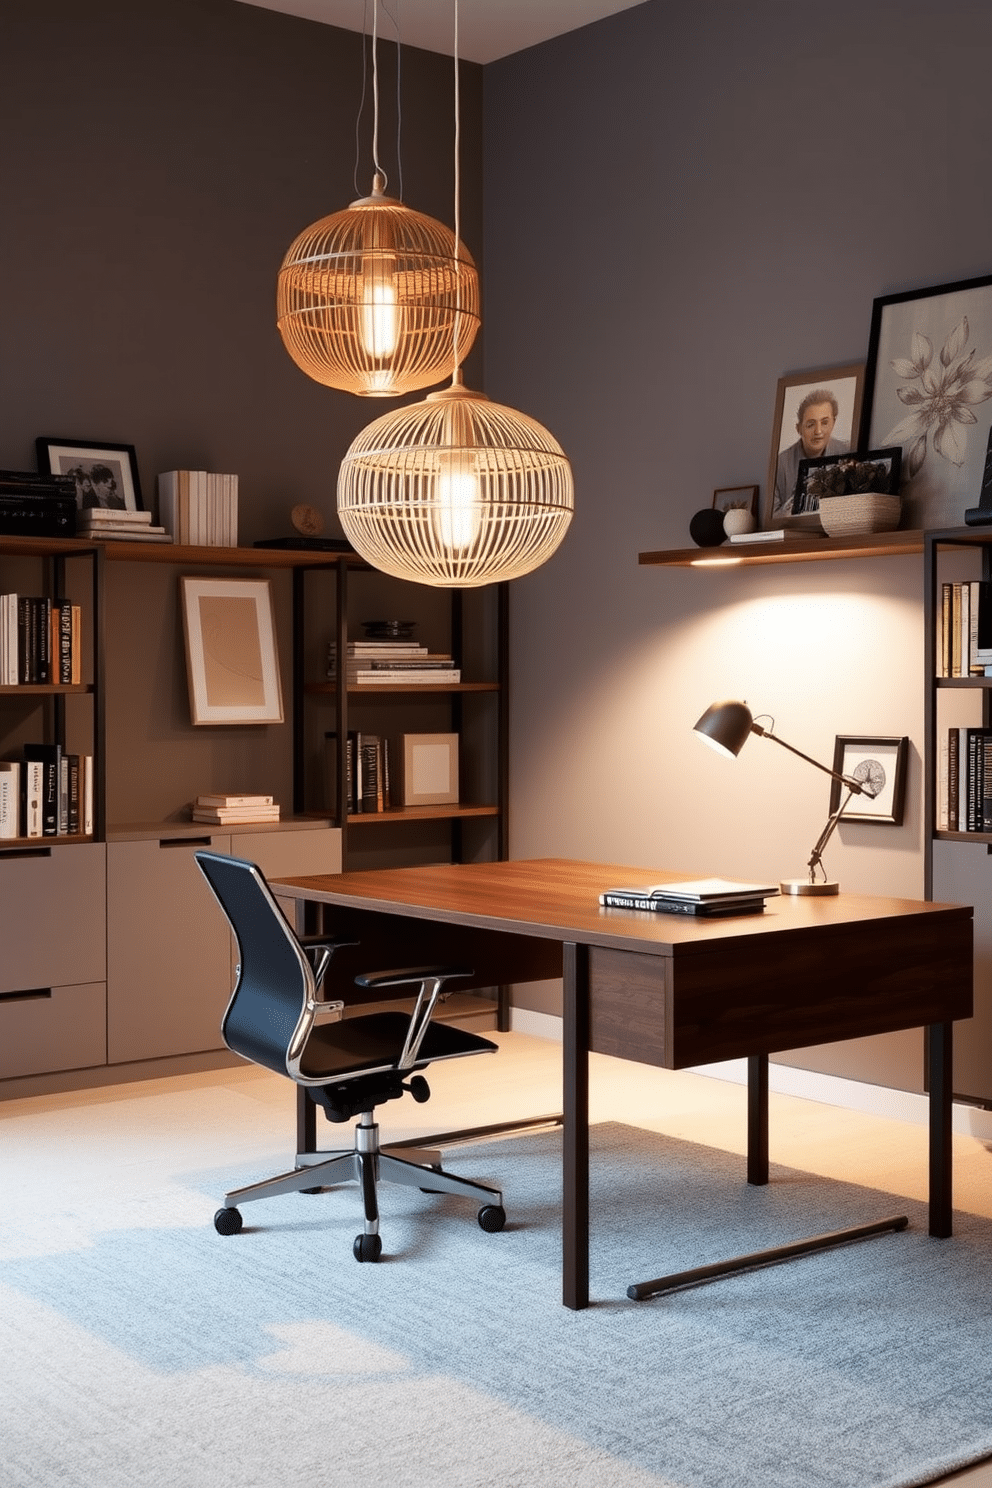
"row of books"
157,470,239,547
1,594,82,685
190,792,280,825
939,727,992,832
77,508,171,544
325,731,393,815
0,750,94,839
598,876,779,917
938,580,992,677
326,638,460,686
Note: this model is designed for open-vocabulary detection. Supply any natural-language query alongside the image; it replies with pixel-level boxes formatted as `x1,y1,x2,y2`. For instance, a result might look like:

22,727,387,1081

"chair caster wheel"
354,1232,382,1262
214,1207,243,1236
300,1187,323,1194
478,1204,506,1233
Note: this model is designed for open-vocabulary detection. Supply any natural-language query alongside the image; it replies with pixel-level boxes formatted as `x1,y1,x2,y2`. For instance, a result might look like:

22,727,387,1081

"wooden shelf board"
639,529,925,567
0,683,92,696
0,833,93,852
0,535,367,568
936,676,992,688
306,681,499,696
107,815,335,843
934,830,992,845
344,803,499,826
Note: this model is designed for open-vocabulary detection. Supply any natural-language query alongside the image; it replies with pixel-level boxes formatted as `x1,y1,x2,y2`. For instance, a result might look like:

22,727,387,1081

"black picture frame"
793,446,903,518
36,437,143,512
859,273,992,530
828,735,908,825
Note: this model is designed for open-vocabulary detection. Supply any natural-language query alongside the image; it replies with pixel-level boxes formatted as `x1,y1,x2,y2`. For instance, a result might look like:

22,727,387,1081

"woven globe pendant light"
276,174,480,398
337,370,574,587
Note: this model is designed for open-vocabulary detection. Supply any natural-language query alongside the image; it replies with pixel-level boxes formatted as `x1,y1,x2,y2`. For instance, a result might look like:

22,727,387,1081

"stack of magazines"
599,877,779,917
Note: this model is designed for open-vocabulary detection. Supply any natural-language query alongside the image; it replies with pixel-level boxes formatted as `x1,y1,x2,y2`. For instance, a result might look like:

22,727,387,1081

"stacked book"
599,876,780,917
158,471,239,547
939,728,992,832
77,508,172,543
191,793,280,825
0,749,94,839
325,731,392,815
1,594,82,684
326,638,460,686
938,579,992,677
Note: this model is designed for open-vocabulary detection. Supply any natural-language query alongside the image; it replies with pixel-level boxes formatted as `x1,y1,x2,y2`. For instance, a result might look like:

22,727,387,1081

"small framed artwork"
712,484,759,518
36,437,142,512
766,364,865,528
397,732,459,806
792,446,902,518
859,273,992,530
828,735,908,825
180,577,283,726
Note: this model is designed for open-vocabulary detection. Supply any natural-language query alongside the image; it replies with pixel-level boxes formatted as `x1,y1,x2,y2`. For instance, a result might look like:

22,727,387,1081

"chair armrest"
355,965,473,992
354,966,474,1070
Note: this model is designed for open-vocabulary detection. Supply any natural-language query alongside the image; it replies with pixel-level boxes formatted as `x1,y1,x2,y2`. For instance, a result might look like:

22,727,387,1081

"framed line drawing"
36,437,142,512
712,484,759,518
766,364,864,528
180,577,283,725
859,273,992,530
829,735,908,825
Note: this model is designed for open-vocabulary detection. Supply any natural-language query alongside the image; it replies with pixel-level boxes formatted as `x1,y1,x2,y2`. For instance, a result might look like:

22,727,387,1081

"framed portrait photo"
766,364,865,529
859,273,992,530
180,577,284,726
828,735,908,825
36,437,142,512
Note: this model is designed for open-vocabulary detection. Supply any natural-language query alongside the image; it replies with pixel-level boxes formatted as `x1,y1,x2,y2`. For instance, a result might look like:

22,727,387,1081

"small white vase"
721,508,756,538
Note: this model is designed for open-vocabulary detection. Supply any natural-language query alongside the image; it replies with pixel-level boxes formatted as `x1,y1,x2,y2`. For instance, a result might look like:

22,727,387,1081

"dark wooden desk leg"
747,1053,769,1186
297,1087,316,1157
563,941,590,1311
928,1021,953,1239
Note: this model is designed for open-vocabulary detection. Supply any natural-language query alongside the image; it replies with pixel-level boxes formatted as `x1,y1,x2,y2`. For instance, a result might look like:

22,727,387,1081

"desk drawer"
0,981,106,1079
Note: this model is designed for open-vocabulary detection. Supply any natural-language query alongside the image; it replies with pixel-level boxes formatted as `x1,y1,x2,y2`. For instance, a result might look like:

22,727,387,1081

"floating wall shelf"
639,529,926,567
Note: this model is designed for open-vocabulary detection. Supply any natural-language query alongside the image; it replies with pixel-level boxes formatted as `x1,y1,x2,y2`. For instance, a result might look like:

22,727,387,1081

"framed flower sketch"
712,484,759,517
180,577,283,726
828,735,908,825
36,437,142,512
766,364,865,529
859,273,992,530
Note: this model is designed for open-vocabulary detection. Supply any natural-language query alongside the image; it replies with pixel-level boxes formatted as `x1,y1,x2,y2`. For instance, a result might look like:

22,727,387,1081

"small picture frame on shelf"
828,735,908,825
180,576,283,726
766,364,865,528
397,732,459,806
712,485,759,517
36,437,142,512
793,447,902,518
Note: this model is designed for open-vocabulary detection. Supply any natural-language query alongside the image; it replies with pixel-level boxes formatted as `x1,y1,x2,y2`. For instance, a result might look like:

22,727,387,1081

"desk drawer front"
0,981,106,1079
588,947,672,1068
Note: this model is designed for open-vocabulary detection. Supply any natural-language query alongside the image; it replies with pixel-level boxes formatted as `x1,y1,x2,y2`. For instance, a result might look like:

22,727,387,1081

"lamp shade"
337,373,574,587
277,176,480,398
693,700,756,757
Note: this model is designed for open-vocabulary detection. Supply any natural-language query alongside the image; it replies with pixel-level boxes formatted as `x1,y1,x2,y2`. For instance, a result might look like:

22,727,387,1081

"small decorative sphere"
689,508,726,547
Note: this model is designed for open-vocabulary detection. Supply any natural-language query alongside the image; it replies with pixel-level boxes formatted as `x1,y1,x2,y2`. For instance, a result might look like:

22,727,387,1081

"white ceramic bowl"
817,492,901,537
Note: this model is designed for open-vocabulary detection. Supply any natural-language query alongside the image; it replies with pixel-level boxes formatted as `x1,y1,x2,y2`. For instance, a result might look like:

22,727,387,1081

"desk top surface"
273,857,971,957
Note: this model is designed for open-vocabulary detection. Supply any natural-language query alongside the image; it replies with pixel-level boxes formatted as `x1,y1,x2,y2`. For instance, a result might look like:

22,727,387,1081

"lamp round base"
780,878,840,896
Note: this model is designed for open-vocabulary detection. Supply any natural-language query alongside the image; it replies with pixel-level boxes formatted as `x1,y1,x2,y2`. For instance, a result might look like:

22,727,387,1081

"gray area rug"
3,1121,992,1488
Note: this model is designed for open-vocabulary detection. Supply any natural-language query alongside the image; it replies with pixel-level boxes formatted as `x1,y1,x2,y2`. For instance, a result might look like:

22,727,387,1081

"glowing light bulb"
434,451,482,550
360,270,398,359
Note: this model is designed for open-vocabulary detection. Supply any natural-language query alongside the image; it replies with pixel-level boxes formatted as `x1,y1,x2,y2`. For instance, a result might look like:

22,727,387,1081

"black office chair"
194,851,506,1262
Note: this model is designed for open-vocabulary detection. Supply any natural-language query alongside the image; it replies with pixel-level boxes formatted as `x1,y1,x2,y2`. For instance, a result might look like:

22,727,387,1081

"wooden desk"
272,857,973,1309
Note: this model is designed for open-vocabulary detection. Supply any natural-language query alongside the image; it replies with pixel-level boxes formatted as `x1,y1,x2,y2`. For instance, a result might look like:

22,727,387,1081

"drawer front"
231,826,342,878
0,843,106,992
107,834,233,1063
0,981,106,1079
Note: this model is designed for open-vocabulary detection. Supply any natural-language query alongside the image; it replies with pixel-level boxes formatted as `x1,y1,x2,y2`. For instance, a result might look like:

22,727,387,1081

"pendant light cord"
452,0,462,379
355,0,403,200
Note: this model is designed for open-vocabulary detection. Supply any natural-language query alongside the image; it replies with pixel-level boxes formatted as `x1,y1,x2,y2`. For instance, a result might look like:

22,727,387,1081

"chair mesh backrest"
194,852,313,1077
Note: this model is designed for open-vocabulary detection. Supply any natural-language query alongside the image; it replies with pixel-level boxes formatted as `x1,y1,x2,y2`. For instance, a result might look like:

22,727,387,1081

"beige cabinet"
0,843,107,1079
106,824,340,1064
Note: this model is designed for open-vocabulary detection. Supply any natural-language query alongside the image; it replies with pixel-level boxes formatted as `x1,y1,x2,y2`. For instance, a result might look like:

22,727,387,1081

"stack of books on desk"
77,509,172,543
191,793,280,825
599,877,779,916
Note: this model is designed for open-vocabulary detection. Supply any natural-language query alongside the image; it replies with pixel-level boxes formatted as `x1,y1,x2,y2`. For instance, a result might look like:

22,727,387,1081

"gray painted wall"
483,0,992,1096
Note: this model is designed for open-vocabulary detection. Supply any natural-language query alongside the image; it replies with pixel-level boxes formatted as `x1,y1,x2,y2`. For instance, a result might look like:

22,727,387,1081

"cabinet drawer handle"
0,846,52,861
0,988,52,1003
159,837,213,849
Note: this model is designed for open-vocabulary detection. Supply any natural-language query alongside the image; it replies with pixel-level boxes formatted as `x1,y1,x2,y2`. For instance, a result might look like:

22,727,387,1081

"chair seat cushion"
298,1010,497,1081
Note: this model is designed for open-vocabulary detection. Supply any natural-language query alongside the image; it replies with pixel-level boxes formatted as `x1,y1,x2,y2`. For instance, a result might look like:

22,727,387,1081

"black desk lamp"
693,699,877,896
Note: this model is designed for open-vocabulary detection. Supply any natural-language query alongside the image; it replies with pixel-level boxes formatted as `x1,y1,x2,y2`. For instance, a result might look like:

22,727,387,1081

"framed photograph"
828,735,908,825
180,577,283,726
36,437,142,512
859,273,992,530
397,732,459,806
793,446,902,518
712,484,759,518
766,363,865,528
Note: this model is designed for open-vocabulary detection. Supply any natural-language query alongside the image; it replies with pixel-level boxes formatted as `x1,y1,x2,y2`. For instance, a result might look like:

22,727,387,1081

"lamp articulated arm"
752,723,866,796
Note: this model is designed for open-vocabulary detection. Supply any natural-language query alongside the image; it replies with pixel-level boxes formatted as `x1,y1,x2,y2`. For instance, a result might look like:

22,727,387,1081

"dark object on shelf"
362,618,417,640
254,536,356,551
0,472,76,537
965,427,992,525
689,508,726,547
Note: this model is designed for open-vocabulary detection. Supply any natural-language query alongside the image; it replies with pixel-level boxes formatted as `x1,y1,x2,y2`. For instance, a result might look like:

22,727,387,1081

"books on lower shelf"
326,639,460,685
191,793,280,824
0,594,82,684
325,732,394,816
599,877,780,916
158,470,239,547
2,749,93,838
937,580,992,677
938,727,992,832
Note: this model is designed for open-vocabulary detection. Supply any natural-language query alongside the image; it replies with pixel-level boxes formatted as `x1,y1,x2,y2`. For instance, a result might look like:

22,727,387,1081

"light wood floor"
4,1030,992,1486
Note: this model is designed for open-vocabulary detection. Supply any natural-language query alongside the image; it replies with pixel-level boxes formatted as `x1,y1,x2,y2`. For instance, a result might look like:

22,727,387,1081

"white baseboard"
508,1008,992,1141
